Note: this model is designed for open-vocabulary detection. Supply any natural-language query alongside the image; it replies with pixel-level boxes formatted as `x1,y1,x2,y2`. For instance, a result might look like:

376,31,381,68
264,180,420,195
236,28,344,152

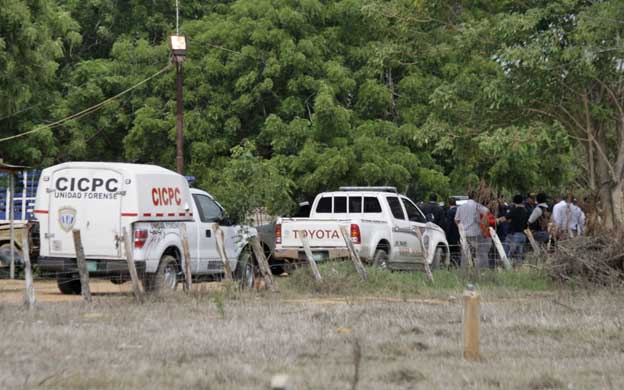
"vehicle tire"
57,274,81,295
147,255,179,294
235,249,255,289
372,249,389,269
430,245,445,270
0,243,21,269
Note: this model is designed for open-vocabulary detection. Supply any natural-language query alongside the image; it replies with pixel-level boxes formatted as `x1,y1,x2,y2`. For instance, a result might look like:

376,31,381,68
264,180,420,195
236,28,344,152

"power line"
0,63,172,144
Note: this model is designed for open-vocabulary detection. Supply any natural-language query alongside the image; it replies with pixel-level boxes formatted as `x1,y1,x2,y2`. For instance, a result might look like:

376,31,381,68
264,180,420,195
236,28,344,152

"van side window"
387,196,406,220
334,196,347,213
349,196,362,213
363,197,382,213
402,197,426,223
316,197,332,213
193,194,223,222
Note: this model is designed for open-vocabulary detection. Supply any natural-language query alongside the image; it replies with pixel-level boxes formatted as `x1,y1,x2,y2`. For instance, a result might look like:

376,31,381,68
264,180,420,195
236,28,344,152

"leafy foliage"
6,0,622,222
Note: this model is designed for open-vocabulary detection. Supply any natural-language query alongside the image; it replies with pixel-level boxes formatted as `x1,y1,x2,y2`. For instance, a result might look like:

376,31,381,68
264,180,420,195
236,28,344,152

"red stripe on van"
168,213,175,217
156,213,164,217
179,212,186,217
143,213,152,217
34,209,48,214
121,213,138,217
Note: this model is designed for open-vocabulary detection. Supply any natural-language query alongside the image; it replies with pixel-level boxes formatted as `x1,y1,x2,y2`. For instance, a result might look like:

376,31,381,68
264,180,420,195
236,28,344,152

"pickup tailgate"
280,218,351,248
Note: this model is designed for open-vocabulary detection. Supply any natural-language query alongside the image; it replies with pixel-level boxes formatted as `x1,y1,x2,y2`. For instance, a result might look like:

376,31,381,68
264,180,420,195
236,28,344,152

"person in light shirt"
552,194,574,239
454,191,489,269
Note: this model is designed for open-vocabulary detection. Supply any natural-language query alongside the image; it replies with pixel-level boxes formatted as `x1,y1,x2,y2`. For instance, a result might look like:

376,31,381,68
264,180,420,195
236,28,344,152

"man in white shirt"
570,201,585,236
552,194,574,239
454,191,489,269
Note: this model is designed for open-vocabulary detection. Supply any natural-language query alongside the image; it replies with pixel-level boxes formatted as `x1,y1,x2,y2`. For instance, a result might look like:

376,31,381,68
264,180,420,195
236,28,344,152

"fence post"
463,284,480,361
250,236,278,292
72,229,91,302
213,224,233,281
489,227,512,270
524,228,541,257
457,223,473,273
413,227,434,283
122,227,144,302
21,235,35,309
299,230,322,282
180,224,193,291
339,225,368,281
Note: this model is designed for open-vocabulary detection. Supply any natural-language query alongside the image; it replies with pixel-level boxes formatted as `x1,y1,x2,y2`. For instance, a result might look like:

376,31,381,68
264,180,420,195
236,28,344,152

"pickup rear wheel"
373,249,389,269
235,250,255,289
431,245,445,270
147,255,179,294
57,274,82,295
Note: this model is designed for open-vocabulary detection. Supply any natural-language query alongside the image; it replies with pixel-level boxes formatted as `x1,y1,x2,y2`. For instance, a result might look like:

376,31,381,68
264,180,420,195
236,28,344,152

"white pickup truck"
274,187,449,270
34,162,258,294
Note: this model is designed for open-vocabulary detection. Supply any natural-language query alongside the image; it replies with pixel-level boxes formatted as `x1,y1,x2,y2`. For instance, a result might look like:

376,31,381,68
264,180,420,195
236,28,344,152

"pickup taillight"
350,223,361,244
134,229,148,248
275,223,282,245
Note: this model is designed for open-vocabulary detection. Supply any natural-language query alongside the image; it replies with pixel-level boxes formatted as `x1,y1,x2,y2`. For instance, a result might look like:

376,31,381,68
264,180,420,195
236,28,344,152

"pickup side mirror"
218,215,236,226
425,214,435,223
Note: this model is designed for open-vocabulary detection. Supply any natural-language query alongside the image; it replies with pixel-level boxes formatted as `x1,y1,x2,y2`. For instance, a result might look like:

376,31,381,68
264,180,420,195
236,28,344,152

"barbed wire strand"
0,63,172,144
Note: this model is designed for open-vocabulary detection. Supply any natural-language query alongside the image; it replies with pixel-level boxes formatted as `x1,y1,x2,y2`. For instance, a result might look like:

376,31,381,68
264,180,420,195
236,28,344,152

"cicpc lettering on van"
54,177,120,200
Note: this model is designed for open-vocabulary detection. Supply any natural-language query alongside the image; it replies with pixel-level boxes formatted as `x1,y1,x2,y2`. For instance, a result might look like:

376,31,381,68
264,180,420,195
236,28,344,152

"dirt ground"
0,279,134,303
0,279,623,390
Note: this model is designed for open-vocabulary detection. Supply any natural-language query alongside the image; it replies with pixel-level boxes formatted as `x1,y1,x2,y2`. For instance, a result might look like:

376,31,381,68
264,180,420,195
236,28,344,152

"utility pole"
169,35,187,174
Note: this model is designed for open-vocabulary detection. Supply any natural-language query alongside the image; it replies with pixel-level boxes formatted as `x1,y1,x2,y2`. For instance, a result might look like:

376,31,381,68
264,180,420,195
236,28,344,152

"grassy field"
0,264,622,389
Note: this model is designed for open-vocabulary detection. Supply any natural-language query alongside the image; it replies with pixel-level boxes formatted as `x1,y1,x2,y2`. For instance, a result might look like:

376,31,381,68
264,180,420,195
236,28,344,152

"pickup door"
188,193,238,273
385,196,423,263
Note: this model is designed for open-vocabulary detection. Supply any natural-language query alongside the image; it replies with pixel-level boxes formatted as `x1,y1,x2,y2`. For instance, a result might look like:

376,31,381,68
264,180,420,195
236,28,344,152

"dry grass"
0,280,623,389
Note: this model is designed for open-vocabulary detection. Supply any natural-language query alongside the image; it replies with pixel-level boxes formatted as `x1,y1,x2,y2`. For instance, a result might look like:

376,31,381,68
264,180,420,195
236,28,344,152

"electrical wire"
0,63,172,144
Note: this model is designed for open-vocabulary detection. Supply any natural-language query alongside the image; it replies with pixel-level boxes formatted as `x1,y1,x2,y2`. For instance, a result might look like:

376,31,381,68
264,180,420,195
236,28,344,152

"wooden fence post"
299,230,322,282
72,229,91,302
489,227,512,270
21,235,35,309
339,225,368,281
250,236,278,292
413,227,434,283
122,227,144,302
457,223,473,273
180,224,193,291
524,228,541,257
213,224,233,281
463,284,480,361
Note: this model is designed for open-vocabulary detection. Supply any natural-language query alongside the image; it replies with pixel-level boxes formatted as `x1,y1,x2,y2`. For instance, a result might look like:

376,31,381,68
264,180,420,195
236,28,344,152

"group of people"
420,191,587,269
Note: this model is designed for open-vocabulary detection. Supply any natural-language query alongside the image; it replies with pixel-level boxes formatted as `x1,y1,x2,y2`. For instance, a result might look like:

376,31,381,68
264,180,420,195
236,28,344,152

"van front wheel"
235,250,255,289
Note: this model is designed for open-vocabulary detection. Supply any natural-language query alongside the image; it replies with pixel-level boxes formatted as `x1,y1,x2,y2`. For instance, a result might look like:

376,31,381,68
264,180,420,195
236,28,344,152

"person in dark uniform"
420,192,447,231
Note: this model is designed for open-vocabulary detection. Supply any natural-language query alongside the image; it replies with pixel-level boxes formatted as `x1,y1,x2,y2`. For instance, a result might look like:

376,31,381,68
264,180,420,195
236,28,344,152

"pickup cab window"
402,197,426,223
349,196,362,213
387,197,406,220
193,194,223,222
316,197,332,213
334,196,347,213
363,197,382,213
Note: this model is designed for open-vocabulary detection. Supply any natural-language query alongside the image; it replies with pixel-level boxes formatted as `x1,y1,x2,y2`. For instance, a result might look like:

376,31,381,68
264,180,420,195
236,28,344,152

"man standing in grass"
501,195,529,265
454,191,489,269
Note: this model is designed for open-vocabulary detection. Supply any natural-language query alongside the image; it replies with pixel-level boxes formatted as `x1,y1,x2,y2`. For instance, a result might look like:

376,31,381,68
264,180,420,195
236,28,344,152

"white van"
34,162,257,294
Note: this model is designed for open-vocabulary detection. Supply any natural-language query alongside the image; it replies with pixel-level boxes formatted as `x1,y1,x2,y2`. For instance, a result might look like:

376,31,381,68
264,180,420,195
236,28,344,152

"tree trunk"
611,182,624,230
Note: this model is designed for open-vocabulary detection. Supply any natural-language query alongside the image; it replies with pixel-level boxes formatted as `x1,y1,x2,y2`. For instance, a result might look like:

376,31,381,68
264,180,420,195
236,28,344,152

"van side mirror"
426,213,435,223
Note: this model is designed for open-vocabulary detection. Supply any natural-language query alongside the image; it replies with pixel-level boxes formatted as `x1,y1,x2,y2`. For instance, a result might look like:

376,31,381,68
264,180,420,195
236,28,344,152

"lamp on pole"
169,35,187,174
